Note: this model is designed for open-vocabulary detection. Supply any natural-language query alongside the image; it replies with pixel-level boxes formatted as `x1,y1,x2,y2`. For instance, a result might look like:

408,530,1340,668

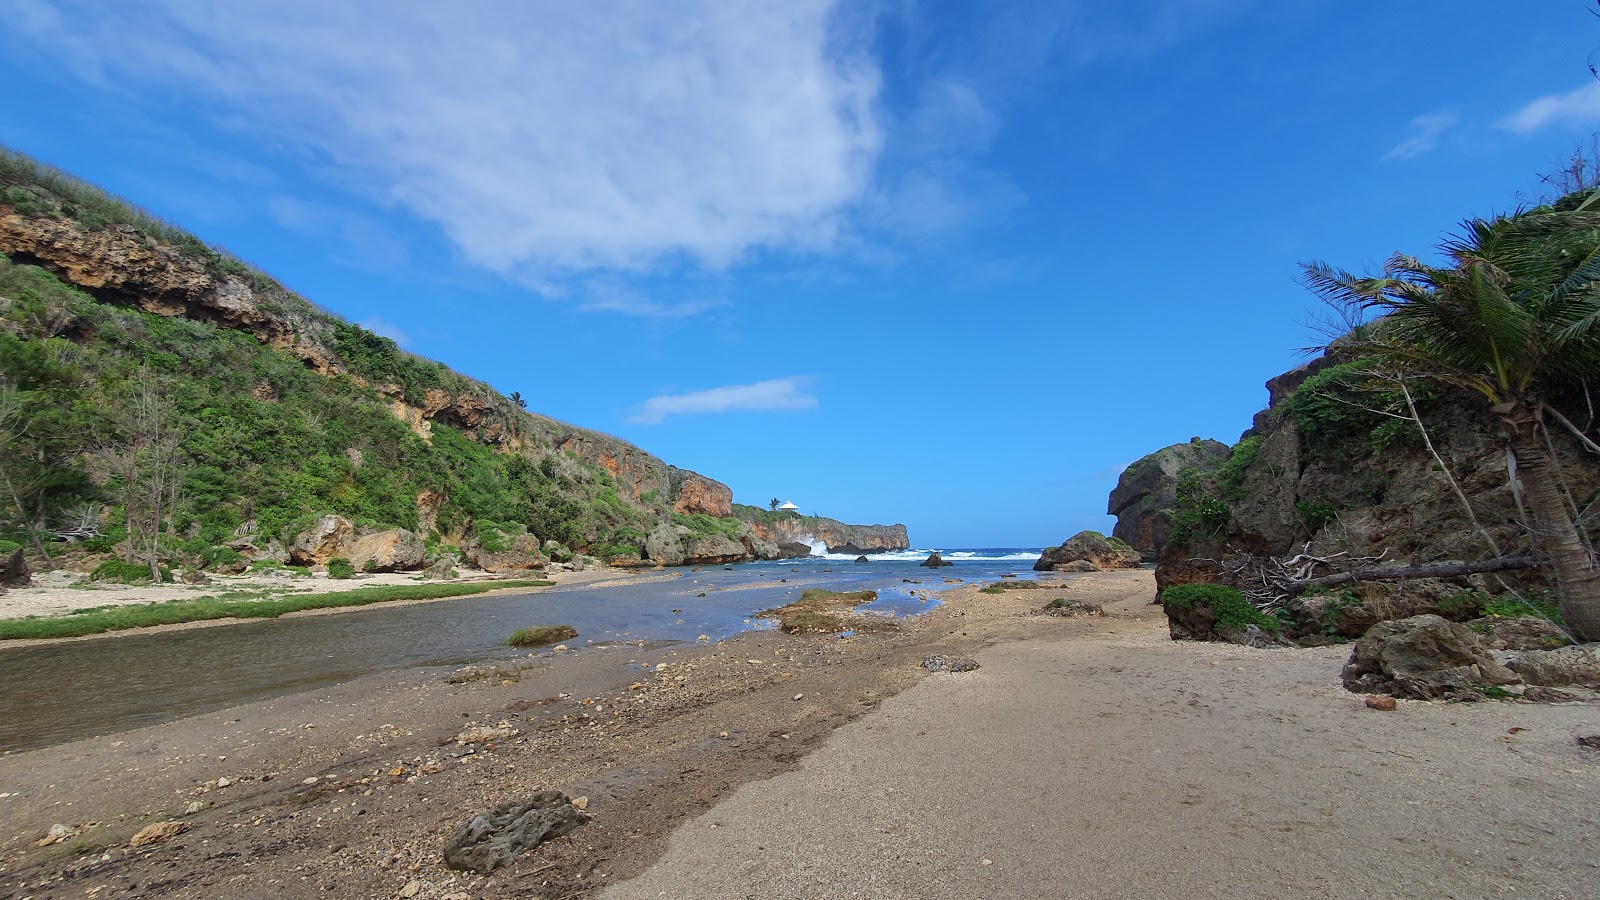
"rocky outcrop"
776,541,815,559
347,529,425,572
681,532,750,566
1127,350,1600,644
1035,531,1142,572
289,515,356,566
1341,615,1521,700
554,433,671,507
1108,439,1230,556
920,552,952,568
667,467,733,517
644,522,687,568
466,525,546,574
738,513,909,554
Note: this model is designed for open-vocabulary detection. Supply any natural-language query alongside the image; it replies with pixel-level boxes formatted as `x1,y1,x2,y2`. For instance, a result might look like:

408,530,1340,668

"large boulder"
1473,616,1571,652
289,515,355,566
920,551,952,568
1278,578,1486,641
1504,645,1600,687
1035,531,1142,572
1108,439,1230,556
0,546,30,588
347,529,425,572
465,524,546,574
681,531,748,566
776,541,814,559
644,521,687,568
1342,615,1521,700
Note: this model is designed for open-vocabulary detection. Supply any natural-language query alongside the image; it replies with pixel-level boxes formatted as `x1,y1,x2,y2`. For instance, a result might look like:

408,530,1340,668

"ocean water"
0,547,1046,751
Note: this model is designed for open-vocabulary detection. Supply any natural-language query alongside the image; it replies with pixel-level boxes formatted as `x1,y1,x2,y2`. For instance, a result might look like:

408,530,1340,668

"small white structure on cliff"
778,501,800,512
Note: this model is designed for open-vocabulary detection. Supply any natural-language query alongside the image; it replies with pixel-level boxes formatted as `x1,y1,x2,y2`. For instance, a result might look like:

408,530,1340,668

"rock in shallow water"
442,791,588,873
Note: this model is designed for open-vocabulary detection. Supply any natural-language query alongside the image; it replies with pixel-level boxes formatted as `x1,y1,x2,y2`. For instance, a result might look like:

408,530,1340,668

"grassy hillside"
0,149,665,569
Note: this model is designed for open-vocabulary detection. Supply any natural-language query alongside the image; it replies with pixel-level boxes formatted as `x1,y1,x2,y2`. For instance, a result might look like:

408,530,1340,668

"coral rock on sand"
1034,531,1142,573
442,792,588,874
1341,614,1521,700
129,821,186,847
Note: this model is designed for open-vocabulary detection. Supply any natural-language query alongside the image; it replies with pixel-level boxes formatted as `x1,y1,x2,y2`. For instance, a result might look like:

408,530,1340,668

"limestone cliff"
732,506,910,553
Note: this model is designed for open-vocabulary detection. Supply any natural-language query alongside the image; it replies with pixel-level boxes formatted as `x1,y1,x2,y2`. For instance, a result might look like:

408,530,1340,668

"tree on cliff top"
769,498,780,511
1302,206,1600,640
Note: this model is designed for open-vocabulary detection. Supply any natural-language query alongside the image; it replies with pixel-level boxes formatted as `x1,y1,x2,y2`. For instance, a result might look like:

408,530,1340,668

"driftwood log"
1286,555,1542,596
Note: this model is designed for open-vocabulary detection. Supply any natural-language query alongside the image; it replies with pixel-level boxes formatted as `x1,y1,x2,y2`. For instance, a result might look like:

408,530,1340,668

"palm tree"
769,498,781,512
1302,207,1600,639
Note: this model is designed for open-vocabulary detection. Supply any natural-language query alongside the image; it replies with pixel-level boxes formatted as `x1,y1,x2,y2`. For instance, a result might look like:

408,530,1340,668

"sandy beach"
1,569,1596,899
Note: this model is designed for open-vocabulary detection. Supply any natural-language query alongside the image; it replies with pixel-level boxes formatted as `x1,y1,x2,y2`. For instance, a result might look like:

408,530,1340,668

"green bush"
326,557,355,579
90,559,171,584
1294,499,1338,534
506,624,578,648
1167,468,1230,548
1217,436,1264,501
0,539,19,554
1161,583,1282,632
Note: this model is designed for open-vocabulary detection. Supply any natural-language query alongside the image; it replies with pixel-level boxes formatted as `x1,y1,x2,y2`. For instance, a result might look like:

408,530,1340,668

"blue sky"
2,2,1599,547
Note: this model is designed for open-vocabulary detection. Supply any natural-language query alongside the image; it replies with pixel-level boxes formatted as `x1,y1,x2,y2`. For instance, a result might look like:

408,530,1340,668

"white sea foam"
804,548,1042,562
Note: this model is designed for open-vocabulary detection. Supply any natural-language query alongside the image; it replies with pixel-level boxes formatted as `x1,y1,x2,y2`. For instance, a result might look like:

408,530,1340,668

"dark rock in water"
922,655,979,673
920,551,952,568
855,556,869,564
1505,645,1600,687
1342,615,1520,700
1041,599,1104,617
442,791,588,873
1034,531,1141,572
0,547,31,588
776,541,814,559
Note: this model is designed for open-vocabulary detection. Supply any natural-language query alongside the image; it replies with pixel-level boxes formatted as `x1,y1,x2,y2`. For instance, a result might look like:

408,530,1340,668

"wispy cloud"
628,377,817,425
7,1,882,278
577,283,725,320
358,316,410,347
1381,112,1459,162
1500,81,1600,134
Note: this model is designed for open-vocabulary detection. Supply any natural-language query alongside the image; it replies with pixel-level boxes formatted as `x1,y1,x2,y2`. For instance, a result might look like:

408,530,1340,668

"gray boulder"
1342,614,1521,700
920,551,952,568
347,529,426,572
644,521,687,568
1035,531,1142,572
442,791,587,873
1505,645,1600,687
289,515,355,566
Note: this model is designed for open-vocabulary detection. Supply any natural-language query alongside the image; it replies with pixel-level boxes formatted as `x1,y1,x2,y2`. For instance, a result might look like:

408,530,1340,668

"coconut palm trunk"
1498,402,1600,640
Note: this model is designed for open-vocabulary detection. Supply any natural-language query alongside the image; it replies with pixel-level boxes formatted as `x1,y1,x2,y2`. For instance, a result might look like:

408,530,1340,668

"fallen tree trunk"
1287,555,1543,596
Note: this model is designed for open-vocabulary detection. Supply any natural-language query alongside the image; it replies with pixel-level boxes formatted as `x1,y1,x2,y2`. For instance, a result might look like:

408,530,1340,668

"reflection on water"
0,555,1041,752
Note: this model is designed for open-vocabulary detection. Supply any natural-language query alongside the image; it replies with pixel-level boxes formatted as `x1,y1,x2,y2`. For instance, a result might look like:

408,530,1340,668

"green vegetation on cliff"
0,150,667,570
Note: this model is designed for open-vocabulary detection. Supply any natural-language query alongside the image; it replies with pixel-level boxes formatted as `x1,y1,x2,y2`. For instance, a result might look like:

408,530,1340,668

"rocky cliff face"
1108,439,1230,556
738,513,909,553
666,467,733,517
1114,353,1600,642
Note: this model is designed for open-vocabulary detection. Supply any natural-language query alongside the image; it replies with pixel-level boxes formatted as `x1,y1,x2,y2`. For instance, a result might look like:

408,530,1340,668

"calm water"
0,549,1044,752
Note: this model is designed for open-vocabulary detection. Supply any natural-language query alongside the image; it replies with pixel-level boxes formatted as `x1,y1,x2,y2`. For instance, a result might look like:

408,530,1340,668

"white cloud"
1381,112,1459,162
1501,81,1600,134
577,283,725,320
358,316,411,347
628,377,817,425
6,1,882,277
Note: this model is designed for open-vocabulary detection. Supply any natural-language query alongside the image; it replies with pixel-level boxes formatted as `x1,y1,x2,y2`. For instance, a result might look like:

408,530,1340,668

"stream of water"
0,550,1044,752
